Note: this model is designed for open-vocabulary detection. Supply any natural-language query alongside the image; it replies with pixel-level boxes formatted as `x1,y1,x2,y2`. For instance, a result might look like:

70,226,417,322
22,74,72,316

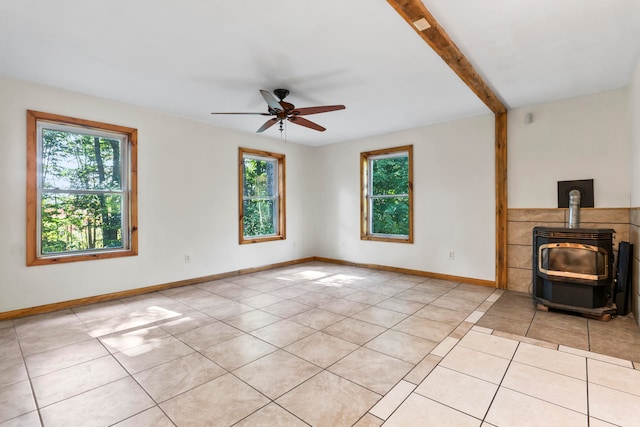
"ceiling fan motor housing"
273,89,290,101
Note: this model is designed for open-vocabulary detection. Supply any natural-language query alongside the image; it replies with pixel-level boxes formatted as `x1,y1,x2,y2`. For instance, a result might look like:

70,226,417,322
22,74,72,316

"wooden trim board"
0,256,495,320
315,257,495,288
495,112,508,289
0,257,314,321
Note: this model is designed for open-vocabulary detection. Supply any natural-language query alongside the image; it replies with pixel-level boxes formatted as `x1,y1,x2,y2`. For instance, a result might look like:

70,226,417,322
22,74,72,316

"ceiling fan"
211,89,345,133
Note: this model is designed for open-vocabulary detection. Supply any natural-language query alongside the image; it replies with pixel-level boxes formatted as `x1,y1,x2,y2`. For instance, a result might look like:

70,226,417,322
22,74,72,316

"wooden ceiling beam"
388,0,509,289
387,0,507,114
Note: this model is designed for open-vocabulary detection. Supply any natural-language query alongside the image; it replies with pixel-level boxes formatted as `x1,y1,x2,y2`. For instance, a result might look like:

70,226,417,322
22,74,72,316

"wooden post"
387,0,509,288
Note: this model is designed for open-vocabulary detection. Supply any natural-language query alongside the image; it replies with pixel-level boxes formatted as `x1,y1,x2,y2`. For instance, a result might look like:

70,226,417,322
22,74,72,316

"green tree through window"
243,157,276,237
361,145,413,243
239,148,285,244
40,130,124,253
371,155,409,235
27,110,138,265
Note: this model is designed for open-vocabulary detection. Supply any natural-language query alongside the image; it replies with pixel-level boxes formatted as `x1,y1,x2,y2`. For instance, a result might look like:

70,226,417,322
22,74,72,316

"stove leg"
536,303,549,312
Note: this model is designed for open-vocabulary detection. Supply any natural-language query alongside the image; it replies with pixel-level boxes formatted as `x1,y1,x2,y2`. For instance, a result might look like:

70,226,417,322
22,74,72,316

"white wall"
4,76,633,313
631,60,640,207
0,76,317,312
313,116,496,281
509,89,630,208
629,56,640,325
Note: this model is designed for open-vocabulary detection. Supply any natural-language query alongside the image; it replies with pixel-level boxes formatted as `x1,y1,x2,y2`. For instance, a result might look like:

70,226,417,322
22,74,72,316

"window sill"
27,248,138,266
361,235,413,244
240,235,286,245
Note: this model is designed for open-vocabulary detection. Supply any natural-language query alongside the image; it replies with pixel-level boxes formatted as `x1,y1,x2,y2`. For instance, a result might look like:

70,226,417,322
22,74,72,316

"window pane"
42,128,122,191
243,199,275,237
372,197,409,235
41,193,123,254
372,156,408,196
238,148,285,244
243,158,275,198
361,146,412,243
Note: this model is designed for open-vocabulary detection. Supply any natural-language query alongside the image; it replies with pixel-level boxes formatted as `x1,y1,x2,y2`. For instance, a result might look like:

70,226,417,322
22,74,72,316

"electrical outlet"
184,254,190,263
448,251,455,261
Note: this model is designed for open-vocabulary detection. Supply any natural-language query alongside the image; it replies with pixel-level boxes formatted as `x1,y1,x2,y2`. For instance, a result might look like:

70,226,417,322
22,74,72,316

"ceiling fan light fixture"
413,17,431,31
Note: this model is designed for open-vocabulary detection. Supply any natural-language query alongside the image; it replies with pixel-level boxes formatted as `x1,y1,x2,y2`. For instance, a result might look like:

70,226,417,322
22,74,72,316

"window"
26,110,138,265
239,147,286,244
361,145,413,243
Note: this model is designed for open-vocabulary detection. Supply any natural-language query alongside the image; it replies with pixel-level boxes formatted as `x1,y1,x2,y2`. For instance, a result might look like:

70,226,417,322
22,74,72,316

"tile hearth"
1,262,639,426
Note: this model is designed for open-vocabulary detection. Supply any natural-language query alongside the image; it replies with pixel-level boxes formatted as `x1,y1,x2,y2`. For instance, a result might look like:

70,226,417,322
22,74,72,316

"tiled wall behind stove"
507,208,630,294
630,208,640,325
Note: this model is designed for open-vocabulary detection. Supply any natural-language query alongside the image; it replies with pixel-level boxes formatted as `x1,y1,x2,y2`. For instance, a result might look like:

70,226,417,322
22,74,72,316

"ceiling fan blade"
290,105,346,116
287,116,326,132
257,118,279,133
260,90,283,113
211,112,272,115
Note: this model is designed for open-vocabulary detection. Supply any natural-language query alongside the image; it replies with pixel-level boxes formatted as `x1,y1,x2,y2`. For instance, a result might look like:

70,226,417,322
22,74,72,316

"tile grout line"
7,264,638,426
183,281,416,425
490,333,596,421
479,339,522,424
102,331,179,426
98,273,413,424
226,367,312,426
585,354,591,425
384,322,512,425
10,322,45,426
368,293,495,424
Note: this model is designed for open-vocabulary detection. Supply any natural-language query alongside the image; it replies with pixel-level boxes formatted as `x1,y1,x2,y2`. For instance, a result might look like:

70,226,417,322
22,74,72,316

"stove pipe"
568,189,581,228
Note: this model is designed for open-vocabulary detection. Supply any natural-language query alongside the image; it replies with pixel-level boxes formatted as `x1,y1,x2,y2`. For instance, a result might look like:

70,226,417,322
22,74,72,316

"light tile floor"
1,262,640,426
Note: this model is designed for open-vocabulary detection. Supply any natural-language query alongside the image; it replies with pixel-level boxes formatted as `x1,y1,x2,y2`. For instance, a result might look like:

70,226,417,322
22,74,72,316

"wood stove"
532,227,614,309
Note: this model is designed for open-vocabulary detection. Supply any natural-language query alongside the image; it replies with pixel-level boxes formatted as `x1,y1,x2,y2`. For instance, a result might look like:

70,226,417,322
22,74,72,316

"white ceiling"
1,0,639,146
